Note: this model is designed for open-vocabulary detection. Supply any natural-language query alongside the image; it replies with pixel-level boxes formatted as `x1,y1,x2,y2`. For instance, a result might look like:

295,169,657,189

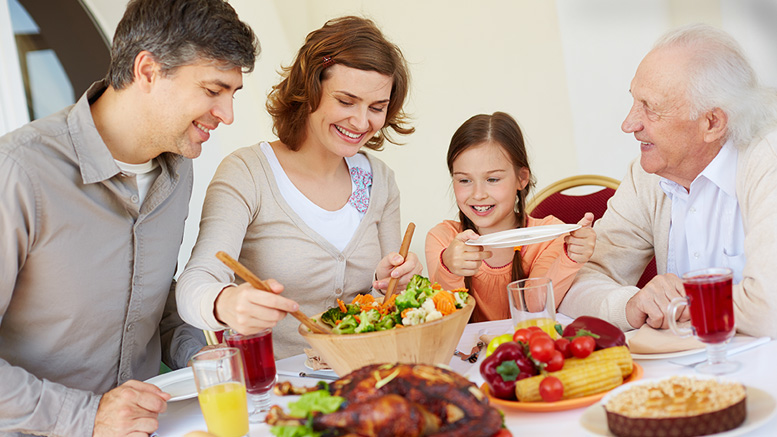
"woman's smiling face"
452,141,530,235
304,64,392,158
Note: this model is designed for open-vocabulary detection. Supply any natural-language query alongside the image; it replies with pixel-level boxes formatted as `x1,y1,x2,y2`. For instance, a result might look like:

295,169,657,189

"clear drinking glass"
190,347,249,437
506,277,555,328
224,328,277,422
668,267,741,375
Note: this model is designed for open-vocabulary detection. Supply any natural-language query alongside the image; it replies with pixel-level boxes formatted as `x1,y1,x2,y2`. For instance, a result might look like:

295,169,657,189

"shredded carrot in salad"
337,299,347,313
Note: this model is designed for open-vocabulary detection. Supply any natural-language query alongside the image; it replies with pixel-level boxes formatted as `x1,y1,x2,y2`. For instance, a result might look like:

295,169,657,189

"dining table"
153,317,777,436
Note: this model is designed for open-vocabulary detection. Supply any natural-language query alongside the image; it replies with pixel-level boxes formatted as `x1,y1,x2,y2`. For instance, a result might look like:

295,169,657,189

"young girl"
425,112,596,322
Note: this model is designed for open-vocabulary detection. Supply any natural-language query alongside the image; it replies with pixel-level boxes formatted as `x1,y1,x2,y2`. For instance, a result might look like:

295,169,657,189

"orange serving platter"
482,362,644,412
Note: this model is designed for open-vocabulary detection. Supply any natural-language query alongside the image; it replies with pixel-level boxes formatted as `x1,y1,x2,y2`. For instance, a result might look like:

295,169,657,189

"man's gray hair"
653,23,777,147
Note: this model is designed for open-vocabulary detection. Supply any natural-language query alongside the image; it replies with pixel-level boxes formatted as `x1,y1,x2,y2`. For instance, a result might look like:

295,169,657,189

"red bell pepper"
480,341,537,400
561,316,626,350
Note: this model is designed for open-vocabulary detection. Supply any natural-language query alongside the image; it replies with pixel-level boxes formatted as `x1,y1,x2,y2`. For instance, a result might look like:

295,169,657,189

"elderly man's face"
621,47,717,189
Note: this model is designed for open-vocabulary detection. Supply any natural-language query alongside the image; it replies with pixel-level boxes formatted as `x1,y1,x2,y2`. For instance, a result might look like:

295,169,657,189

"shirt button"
337,255,344,262
121,371,129,380
693,252,700,259
335,288,343,295
126,323,133,332
690,207,696,213
130,195,139,203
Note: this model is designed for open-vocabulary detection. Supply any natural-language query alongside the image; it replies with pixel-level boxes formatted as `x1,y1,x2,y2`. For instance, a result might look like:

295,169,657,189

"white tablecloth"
154,319,777,436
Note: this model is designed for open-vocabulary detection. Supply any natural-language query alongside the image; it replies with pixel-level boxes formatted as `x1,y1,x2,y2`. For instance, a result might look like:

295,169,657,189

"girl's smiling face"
304,64,392,158
451,141,531,235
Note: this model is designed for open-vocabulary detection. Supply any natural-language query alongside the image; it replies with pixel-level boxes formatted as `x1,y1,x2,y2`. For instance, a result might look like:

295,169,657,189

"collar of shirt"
69,80,185,187
659,140,737,199
69,80,121,185
659,140,745,281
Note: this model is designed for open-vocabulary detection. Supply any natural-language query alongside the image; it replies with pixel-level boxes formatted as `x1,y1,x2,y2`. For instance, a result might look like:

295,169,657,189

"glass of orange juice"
191,347,249,437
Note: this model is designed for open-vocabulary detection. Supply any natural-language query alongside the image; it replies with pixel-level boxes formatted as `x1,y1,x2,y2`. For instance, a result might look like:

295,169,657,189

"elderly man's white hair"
653,23,777,147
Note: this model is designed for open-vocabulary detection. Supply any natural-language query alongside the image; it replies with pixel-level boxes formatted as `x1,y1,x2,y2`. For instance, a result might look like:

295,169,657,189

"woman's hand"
213,279,299,335
441,229,493,277
373,251,423,291
564,212,596,264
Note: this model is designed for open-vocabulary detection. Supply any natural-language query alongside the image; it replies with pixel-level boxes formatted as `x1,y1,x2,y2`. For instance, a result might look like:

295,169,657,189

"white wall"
81,0,777,276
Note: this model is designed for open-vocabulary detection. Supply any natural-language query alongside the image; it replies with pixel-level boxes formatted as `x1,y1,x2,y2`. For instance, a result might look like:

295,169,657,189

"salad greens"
321,274,469,334
270,389,345,437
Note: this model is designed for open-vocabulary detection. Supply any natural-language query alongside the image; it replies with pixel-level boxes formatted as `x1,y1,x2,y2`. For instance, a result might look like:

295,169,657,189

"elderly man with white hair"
559,23,777,338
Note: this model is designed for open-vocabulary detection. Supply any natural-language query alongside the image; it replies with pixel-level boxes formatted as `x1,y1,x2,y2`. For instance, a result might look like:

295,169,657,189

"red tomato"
539,376,564,402
554,338,572,358
526,326,544,334
544,350,565,372
513,328,531,344
527,329,551,343
570,336,596,359
491,429,513,437
529,336,555,363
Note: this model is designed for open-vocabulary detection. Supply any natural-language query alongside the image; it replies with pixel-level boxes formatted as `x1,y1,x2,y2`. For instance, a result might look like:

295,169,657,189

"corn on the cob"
515,361,622,402
563,346,633,378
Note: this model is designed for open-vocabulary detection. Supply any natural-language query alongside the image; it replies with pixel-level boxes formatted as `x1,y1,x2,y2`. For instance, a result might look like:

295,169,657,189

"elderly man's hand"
625,273,688,329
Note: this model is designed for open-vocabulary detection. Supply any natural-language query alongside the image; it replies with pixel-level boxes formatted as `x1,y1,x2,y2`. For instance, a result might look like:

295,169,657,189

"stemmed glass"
224,328,277,422
668,267,741,375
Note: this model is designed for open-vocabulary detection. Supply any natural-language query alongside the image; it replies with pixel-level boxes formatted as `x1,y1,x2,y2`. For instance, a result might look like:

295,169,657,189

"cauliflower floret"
402,307,427,326
422,297,443,322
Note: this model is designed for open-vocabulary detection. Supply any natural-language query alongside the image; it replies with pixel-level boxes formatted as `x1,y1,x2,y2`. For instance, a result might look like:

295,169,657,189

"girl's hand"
564,212,596,264
373,252,424,291
441,229,493,277
213,279,299,335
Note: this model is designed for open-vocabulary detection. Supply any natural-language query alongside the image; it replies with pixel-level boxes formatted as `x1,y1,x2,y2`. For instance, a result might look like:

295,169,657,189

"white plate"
625,330,706,360
145,368,197,402
580,384,777,437
465,224,581,248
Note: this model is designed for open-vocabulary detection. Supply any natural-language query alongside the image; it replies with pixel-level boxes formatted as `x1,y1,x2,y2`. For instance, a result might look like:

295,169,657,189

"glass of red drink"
668,267,741,375
223,328,277,422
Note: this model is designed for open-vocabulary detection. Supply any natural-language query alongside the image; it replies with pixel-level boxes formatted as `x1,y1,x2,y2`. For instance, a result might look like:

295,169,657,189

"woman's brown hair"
266,16,414,151
446,112,536,291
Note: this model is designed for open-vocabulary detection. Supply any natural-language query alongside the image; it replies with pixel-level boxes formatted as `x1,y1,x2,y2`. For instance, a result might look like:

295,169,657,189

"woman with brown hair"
177,16,421,358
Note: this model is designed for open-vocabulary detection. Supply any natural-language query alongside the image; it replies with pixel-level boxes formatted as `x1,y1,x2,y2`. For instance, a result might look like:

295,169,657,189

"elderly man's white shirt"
659,141,746,282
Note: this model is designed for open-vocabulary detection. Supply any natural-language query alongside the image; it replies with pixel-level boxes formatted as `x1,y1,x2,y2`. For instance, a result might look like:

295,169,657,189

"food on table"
319,275,469,334
268,363,505,437
538,376,564,402
604,376,747,437
515,361,622,402
480,341,538,400
513,317,562,339
569,335,596,358
486,333,515,357
481,318,634,404
562,346,633,378
562,315,626,350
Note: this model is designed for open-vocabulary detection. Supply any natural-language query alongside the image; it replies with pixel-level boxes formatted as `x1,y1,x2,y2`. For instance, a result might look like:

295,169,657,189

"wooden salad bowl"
299,297,476,376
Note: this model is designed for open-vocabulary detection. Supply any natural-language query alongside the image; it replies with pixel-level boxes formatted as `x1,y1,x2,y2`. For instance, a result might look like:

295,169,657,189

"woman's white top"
260,142,372,252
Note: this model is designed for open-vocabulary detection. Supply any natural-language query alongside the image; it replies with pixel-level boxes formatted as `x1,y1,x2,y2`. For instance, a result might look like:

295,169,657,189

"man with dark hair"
0,0,258,435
